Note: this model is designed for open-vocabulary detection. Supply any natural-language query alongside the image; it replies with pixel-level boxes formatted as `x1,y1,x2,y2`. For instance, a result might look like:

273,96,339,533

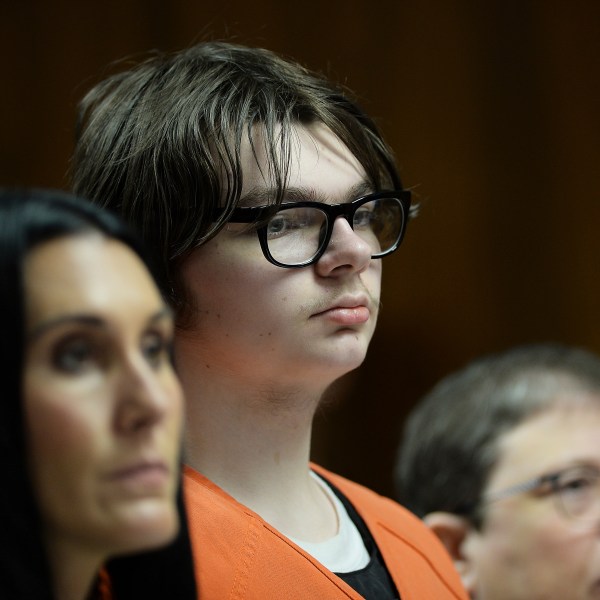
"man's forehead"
490,401,600,487
239,122,367,201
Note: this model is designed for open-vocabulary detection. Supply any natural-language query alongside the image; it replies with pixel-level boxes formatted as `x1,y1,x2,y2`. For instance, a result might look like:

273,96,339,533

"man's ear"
424,511,477,596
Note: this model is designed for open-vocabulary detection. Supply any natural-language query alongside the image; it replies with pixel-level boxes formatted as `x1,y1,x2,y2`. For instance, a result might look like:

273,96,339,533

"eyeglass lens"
265,197,403,266
554,466,600,520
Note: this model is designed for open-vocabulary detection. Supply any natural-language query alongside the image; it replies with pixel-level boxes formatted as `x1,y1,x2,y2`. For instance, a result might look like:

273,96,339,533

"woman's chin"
109,501,180,556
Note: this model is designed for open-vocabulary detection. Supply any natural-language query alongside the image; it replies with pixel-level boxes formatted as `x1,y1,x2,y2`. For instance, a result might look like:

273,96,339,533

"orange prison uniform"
184,464,468,600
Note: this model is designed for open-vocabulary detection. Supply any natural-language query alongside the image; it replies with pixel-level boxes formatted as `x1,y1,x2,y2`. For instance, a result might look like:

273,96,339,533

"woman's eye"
142,332,171,368
53,338,95,374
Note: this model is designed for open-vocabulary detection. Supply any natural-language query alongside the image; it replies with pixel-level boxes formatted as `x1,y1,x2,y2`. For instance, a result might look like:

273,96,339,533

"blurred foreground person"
0,189,196,600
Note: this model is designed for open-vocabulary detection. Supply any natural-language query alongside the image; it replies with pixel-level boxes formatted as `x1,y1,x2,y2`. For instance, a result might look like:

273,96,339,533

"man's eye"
266,209,320,239
554,467,600,499
354,208,375,228
266,213,306,238
266,214,289,237
560,476,593,492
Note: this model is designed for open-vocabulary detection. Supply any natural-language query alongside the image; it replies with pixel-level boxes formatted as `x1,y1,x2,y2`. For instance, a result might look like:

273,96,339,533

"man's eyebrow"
239,180,374,207
27,307,173,341
345,180,376,201
238,188,280,207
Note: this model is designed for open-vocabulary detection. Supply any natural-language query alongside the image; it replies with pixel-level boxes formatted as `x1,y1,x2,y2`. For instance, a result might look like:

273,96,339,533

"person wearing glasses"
71,41,467,599
395,343,600,600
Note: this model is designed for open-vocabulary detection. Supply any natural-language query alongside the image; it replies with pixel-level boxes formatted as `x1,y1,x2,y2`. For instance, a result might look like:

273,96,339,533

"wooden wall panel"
2,1,599,496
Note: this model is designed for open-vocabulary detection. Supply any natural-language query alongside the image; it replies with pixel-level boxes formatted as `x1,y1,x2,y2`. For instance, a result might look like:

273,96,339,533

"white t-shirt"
289,472,370,573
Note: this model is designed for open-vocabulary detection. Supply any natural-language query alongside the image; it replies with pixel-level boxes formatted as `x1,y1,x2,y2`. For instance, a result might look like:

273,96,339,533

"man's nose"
314,216,372,277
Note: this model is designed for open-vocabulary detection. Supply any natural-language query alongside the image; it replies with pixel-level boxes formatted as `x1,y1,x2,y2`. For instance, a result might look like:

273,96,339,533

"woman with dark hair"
0,188,197,599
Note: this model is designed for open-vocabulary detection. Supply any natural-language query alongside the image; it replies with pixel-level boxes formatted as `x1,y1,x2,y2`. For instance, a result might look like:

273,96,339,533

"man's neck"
183,372,339,541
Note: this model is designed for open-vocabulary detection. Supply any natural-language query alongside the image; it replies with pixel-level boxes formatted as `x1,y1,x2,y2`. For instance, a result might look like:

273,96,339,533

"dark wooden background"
3,1,599,497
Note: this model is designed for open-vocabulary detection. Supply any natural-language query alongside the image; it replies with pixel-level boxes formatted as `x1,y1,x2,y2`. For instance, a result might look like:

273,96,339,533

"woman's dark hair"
0,188,196,599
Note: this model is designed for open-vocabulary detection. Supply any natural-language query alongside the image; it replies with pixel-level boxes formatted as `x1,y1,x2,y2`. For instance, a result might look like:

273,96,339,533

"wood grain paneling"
2,1,599,497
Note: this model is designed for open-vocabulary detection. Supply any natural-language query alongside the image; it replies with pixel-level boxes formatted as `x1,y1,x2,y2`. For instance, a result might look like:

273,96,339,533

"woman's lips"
108,462,170,494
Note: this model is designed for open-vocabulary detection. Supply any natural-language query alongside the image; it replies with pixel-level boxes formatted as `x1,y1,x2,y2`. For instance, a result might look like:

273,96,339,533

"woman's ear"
424,511,478,596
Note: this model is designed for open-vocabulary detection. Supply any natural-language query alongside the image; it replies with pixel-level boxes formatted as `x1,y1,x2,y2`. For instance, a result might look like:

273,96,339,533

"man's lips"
318,305,371,325
312,296,372,325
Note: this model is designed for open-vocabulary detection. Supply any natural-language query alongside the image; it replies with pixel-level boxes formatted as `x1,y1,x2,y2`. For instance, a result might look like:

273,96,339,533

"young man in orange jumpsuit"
72,41,467,600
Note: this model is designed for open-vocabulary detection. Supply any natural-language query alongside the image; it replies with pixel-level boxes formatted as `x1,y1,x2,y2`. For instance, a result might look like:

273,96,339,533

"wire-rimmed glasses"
220,190,411,268
482,464,600,523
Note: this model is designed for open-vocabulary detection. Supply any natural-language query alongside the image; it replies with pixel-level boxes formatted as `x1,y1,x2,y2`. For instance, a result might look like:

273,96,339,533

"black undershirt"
323,478,400,600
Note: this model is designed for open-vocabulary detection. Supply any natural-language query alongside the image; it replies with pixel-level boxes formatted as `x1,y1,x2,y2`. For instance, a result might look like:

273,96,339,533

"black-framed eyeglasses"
480,464,600,522
220,190,411,268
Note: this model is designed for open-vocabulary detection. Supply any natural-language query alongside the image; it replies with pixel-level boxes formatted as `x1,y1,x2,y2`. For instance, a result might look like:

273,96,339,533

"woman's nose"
114,360,171,435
